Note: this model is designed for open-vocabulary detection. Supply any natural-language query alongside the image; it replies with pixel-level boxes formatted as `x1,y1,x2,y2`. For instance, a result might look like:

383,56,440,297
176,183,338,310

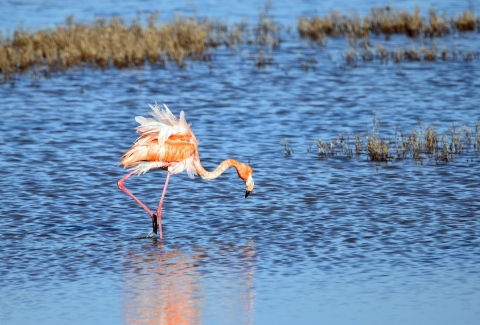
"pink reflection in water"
122,241,255,324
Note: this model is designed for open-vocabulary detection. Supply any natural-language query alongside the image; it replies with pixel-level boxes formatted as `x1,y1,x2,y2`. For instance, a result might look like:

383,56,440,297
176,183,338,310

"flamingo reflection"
122,240,255,325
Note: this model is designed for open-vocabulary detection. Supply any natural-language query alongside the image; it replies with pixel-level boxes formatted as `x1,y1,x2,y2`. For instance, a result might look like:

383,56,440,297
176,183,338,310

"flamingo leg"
156,172,172,240
117,171,158,236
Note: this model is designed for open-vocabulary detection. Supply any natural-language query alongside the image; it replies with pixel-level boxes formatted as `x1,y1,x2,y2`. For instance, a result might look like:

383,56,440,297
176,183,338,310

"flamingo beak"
245,174,254,198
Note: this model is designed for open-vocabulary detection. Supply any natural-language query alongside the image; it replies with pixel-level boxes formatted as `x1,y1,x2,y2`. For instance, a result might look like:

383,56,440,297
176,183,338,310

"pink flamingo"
117,104,254,239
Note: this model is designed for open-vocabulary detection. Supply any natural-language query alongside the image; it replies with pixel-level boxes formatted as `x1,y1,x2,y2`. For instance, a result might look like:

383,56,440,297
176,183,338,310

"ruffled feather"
133,103,193,145
120,103,198,177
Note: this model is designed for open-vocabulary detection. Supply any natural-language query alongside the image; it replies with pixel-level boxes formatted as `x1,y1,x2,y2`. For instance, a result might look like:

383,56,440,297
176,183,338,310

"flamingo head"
237,164,254,198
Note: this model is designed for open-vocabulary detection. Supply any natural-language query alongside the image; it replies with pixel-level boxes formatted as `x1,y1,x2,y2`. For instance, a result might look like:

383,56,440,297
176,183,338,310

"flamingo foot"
146,215,158,238
151,213,158,234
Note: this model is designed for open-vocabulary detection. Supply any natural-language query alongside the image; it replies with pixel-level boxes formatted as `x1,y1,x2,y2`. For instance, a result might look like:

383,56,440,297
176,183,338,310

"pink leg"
156,172,172,239
117,172,158,235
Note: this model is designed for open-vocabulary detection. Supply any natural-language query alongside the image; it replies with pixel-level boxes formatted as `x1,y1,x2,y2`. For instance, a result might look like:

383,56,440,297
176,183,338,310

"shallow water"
1,1,480,324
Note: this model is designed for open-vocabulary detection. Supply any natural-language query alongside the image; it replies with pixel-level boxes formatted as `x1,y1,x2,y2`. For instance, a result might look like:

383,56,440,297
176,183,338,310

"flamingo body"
120,105,198,177
118,103,254,239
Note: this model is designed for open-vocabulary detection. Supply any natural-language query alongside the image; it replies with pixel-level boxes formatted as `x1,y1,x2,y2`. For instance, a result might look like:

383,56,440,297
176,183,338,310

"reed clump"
298,10,369,40
246,3,282,68
298,5,478,41
365,111,393,161
0,4,286,80
0,13,220,80
455,8,476,31
283,138,294,155
316,139,330,159
424,7,450,37
366,136,391,161
294,113,480,164
368,5,423,37
252,3,282,48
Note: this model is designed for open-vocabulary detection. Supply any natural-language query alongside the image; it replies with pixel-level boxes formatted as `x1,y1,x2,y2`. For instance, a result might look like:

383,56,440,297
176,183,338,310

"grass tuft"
298,5,478,40
0,4,285,80
0,13,218,80
283,138,294,155
291,112,480,164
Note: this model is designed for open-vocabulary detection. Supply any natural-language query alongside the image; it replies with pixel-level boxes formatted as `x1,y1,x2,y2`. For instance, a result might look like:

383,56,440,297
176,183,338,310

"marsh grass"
1,4,479,80
246,3,282,68
0,13,219,80
0,4,283,80
286,113,480,164
302,5,480,66
298,5,478,40
365,112,393,161
252,3,282,48
283,138,294,155
343,43,479,65
299,55,318,71
316,139,330,159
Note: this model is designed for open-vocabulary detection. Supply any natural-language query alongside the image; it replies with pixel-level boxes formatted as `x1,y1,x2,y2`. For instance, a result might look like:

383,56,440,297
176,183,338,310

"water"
1,1,480,324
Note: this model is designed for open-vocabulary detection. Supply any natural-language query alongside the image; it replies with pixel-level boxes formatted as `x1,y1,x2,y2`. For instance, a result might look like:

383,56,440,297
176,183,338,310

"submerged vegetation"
0,4,479,81
289,113,480,165
342,41,480,67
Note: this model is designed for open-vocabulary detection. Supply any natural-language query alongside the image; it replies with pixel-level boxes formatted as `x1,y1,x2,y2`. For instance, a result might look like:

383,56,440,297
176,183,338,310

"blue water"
1,1,480,324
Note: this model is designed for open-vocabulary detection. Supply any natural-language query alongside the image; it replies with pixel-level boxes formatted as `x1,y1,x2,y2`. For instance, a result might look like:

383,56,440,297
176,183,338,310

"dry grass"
366,135,391,161
424,125,438,156
0,4,285,80
283,138,294,155
298,9,369,40
298,5,478,40
343,47,358,66
252,3,281,48
368,5,423,37
0,13,219,80
425,6,450,37
1,4,479,80
288,112,480,164
365,112,392,161
316,139,330,159
246,3,282,68
360,39,374,61
455,8,476,31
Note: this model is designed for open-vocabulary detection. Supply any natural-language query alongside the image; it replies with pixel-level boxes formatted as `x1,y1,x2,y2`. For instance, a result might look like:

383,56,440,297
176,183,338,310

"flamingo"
117,103,254,239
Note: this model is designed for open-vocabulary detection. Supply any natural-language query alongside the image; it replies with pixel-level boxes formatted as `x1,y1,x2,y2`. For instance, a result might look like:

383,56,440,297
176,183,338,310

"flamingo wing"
119,104,198,177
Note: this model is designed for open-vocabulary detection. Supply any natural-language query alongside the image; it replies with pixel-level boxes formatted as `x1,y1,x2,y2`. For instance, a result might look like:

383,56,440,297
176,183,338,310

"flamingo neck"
193,158,243,180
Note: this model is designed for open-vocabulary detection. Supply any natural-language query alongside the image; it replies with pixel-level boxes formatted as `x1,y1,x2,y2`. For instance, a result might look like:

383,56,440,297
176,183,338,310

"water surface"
1,1,480,324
